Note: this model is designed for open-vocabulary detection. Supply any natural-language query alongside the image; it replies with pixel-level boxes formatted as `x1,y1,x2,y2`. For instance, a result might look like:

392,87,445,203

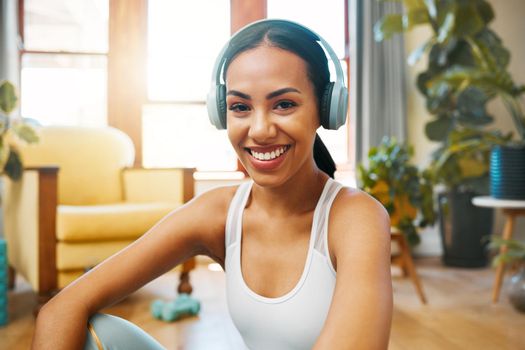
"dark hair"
222,21,337,178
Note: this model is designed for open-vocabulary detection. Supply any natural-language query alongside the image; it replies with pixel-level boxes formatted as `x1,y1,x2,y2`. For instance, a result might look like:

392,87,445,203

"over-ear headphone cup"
320,83,334,129
217,84,227,129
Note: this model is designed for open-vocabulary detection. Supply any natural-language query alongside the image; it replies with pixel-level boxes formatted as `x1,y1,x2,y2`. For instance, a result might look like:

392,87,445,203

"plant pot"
490,144,525,200
438,189,493,267
509,265,525,313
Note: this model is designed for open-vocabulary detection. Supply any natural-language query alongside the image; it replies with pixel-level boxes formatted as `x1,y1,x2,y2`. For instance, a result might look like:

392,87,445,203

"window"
143,0,234,171
267,0,350,167
20,0,109,127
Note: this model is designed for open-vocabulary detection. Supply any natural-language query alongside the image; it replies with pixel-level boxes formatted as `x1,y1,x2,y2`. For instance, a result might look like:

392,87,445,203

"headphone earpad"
320,82,334,129
217,84,227,129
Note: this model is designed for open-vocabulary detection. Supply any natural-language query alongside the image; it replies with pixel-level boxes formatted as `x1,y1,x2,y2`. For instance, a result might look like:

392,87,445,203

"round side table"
472,196,525,303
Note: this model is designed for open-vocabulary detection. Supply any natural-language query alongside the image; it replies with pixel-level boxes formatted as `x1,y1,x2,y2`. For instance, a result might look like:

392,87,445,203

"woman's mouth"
244,145,291,171
245,145,291,161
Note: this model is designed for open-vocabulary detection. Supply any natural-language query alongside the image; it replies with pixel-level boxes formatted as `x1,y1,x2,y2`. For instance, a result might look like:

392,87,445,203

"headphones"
206,19,348,130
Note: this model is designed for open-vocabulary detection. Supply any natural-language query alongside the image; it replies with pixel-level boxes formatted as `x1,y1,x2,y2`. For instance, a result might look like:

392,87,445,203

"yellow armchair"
1,125,196,307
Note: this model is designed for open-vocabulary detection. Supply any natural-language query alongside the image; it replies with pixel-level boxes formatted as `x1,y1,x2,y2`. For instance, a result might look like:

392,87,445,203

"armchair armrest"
2,166,58,294
122,167,195,204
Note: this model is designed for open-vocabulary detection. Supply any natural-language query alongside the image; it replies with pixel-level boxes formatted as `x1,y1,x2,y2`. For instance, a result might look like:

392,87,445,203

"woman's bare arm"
32,185,234,349
313,189,393,350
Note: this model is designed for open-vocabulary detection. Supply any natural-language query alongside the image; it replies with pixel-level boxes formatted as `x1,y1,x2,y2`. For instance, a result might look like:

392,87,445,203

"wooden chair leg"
492,212,516,303
177,257,196,294
8,265,15,290
392,232,428,304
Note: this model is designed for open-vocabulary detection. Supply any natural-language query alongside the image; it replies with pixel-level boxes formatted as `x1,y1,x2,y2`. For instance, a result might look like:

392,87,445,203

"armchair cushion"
17,126,134,205
56,202,177,241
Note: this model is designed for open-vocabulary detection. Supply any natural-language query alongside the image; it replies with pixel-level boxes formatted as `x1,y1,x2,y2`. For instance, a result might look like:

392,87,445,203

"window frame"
17,0,109,125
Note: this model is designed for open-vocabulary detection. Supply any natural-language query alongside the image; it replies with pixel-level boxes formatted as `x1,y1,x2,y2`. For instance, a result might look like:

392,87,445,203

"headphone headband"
211,19,346,87
207,19,348,130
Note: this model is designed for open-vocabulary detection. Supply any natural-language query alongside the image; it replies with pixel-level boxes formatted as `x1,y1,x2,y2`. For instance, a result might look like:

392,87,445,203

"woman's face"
225,45,320,187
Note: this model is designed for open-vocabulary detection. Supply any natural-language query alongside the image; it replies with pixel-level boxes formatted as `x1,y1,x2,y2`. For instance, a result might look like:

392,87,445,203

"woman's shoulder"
331,184,388,218
329,184,390,243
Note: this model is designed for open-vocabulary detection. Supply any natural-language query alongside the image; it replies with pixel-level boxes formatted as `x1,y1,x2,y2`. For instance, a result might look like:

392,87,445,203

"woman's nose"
248,110,277,142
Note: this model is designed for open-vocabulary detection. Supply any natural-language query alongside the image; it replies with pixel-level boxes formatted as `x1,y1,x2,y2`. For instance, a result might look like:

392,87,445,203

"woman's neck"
248,162,330,218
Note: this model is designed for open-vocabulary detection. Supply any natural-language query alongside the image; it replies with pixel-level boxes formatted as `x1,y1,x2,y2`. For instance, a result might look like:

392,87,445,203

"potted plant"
358,137,436,247
488,236,525,312
0,80,39,181
374,0,525,266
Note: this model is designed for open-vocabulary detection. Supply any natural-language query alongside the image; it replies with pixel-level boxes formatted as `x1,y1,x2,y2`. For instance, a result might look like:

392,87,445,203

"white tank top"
224,177,344,350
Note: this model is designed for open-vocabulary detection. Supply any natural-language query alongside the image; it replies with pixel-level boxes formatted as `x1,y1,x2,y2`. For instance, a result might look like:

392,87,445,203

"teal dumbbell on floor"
0,239,8,326
151,293,200,322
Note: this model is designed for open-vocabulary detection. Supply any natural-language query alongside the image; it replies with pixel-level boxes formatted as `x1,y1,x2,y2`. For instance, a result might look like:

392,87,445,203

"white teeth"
249,146,289,161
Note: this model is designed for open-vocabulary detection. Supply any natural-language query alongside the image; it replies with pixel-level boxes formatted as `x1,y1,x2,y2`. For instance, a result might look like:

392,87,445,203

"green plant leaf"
476,0,494,24
474,29,510,70
423,0,437,19
0,80,18,115
425,115,452,141
402,0,426,12
456,87,493,126
403,8,430,29
489,236,525,251
12,122,39,144
437,12,455,43
457,153,487,178
426,84,453,114
3,148,22,181
453,2,485,37
374,14,404,42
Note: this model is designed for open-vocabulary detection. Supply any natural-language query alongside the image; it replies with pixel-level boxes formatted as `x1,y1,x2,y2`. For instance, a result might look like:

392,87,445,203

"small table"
472,196,525,303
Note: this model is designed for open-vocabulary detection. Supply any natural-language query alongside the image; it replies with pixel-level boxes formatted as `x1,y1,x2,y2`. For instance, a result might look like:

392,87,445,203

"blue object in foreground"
0,240,8,326
151,293,201,322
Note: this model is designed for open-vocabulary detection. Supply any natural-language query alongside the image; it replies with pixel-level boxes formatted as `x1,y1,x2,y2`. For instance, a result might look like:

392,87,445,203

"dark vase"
509,265,525,313
490,144,525,200
438,189,494,267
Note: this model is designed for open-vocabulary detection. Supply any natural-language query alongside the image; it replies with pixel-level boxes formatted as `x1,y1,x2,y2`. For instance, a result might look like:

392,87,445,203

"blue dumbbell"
151,293,200,322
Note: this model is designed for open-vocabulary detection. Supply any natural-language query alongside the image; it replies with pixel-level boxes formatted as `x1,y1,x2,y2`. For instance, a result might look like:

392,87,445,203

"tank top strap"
225,180,254,248
313,178,344,257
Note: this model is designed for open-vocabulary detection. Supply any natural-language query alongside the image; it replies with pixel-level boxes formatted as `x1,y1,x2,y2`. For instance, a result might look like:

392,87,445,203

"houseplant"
358,137,436,246
488,236,525,312
374,0,525,266
0,80,39,181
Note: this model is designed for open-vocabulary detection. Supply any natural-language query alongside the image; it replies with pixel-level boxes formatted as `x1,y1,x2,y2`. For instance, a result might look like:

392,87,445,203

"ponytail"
313,133,336,179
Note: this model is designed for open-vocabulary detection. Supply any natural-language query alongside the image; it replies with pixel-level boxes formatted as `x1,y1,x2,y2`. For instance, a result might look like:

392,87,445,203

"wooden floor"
2,257,525,350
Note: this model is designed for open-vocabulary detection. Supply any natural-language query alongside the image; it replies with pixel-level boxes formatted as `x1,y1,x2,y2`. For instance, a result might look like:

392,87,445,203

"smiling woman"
32,19,392,350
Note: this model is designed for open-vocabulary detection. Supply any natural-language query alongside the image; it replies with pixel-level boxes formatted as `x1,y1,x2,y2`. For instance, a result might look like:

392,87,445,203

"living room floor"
2,257,524,350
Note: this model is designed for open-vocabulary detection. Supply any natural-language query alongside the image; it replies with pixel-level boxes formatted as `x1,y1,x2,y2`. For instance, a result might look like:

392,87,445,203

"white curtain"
0,0,19,85
0,0,19,239
350,0,407,164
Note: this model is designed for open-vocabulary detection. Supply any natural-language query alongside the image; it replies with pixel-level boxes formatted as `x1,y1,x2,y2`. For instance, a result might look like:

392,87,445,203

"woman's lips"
244,145,291,171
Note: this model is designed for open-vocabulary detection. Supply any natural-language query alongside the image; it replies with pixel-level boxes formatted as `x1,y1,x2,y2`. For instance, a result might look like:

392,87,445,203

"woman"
32,19,392,350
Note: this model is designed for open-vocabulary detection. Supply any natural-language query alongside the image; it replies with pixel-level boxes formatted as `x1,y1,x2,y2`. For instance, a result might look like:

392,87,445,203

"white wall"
405,0,525,256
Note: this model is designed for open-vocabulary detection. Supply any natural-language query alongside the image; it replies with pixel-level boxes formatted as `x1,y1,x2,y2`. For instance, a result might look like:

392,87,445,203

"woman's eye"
228,103,250,113
274,100,297,110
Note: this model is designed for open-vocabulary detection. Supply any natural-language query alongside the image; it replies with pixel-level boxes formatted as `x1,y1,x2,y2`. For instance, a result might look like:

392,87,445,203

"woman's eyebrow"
266,87,301,99
226,90,251,100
